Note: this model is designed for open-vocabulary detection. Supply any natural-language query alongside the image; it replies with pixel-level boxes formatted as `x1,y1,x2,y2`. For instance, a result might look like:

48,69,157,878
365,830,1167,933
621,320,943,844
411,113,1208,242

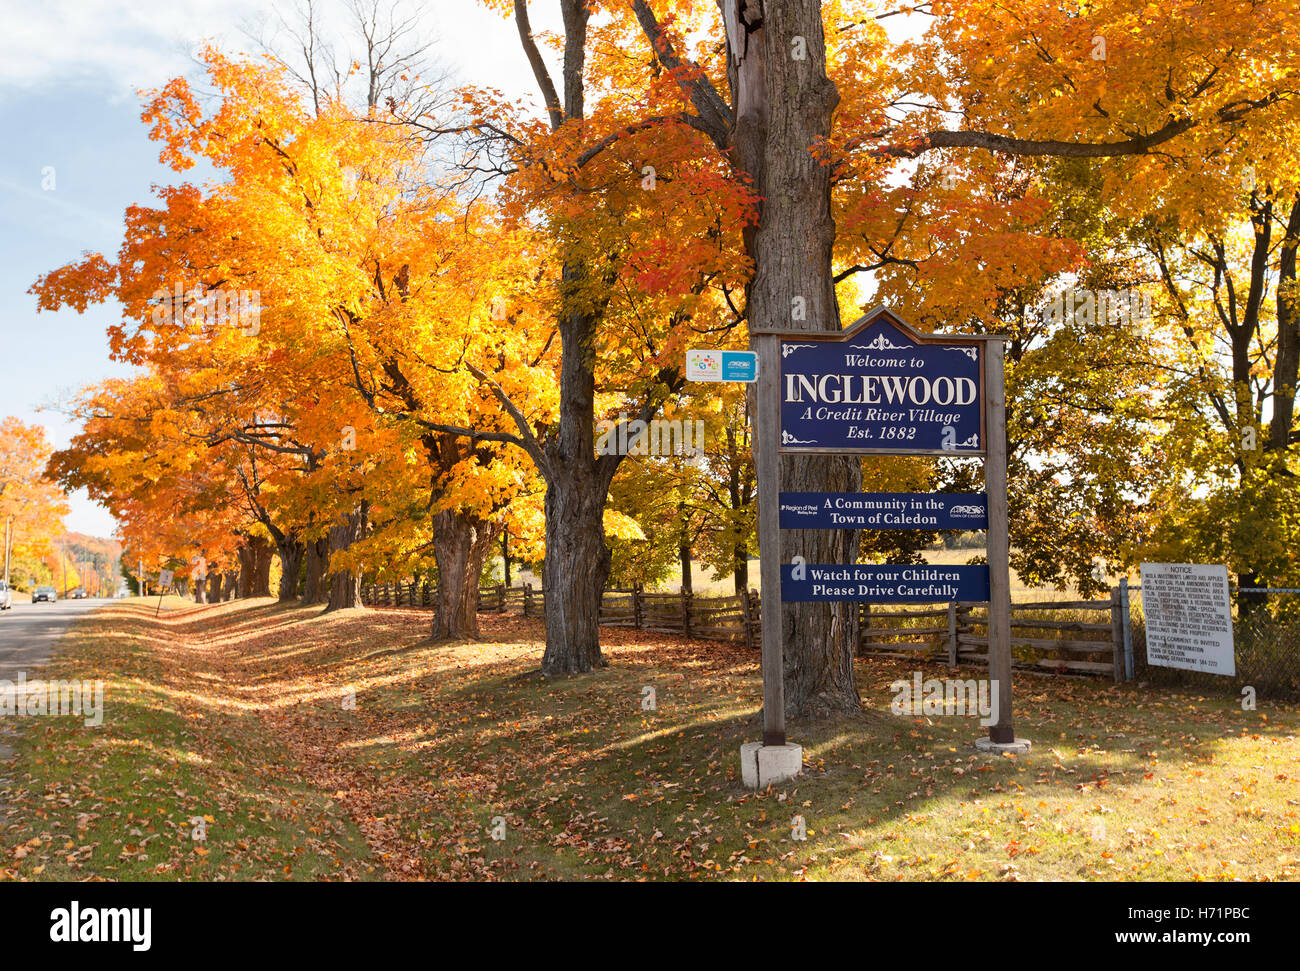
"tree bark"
237,536,274,598
302,535,330,604
733,541,749,597
678,527,693,596
275,538,304,602
1269,196,1300,452
207,571,222,604
237,544,256,598
250,539,274,596
541,460,611,674
325,502,369,612
430,509,500,639
734,1,863,718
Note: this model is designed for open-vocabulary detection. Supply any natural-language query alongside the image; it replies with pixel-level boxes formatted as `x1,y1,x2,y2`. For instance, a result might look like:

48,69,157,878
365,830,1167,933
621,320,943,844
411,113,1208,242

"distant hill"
58,532,123,593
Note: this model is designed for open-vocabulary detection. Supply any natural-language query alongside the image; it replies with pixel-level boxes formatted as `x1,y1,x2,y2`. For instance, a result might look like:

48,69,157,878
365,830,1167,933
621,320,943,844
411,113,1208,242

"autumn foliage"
30,1,1300,689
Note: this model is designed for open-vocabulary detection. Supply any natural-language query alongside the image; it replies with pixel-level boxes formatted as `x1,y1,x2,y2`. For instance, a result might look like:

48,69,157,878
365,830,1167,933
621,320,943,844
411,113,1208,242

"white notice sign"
1139,563,1235,676
158,569,175,588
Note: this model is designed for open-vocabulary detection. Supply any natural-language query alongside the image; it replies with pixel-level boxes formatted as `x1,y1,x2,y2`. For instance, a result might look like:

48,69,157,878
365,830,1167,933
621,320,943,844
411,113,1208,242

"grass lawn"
2,598,1298,881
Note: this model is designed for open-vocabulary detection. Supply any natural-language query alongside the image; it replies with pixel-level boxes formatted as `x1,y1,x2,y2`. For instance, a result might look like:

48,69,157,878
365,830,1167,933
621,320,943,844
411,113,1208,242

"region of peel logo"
50,902,151,951
779,503,818,519
948,505,985,518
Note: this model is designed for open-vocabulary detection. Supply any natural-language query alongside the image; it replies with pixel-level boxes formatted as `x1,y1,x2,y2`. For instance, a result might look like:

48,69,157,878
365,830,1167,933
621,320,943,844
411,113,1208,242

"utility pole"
3,515,11,586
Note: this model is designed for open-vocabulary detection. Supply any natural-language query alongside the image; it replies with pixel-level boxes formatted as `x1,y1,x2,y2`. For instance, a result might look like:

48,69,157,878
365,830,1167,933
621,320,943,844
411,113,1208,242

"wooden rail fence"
360,581,1126,679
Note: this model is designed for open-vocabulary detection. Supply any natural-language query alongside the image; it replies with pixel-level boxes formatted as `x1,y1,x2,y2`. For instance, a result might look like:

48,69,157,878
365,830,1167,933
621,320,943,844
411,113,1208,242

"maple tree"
0,417,69,586
27,1,1300,719
612,0,1300,716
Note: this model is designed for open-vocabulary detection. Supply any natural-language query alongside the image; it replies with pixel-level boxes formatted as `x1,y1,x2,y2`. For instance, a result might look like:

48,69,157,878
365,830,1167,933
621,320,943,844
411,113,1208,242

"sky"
0,1,926,540
0,0,561,537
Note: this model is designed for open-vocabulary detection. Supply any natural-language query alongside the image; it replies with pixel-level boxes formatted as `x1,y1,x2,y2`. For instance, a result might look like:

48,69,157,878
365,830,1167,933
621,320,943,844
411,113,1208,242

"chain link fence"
1129,588,1300,700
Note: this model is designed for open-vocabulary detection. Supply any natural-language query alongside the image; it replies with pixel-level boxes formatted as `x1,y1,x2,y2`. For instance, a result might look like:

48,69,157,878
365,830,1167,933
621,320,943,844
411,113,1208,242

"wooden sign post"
155,568,174,618
754,331,786,748
982,336,1016,744
745,307,1025,786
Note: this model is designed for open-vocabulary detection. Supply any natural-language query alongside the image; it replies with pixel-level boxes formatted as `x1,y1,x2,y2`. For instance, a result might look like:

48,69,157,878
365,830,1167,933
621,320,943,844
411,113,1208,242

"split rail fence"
360,579,1128,680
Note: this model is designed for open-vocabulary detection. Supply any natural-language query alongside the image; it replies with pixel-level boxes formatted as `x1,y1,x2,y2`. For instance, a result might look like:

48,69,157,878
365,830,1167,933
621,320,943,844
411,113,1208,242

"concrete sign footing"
975,736,1032,755
740,741,803,789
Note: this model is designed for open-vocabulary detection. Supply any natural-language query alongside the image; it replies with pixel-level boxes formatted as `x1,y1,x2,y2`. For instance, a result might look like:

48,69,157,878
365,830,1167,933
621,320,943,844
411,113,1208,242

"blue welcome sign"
779,310,984,454
779,492,988,530
781,563,991,603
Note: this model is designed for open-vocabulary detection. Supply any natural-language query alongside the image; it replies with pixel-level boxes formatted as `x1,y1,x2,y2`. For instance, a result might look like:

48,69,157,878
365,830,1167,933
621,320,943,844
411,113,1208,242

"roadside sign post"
754,332,786,748
155,568,174,617
983,337,1016,745
739,307,1026,786
687,343,793,770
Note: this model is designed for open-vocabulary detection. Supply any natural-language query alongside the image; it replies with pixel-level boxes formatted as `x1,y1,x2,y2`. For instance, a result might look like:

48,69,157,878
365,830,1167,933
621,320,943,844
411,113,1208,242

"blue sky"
0,1,928,539
0,0,551,537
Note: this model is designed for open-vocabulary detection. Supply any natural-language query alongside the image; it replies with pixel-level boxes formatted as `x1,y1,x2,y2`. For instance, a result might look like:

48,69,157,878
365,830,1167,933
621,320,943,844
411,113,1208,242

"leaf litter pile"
1,598,1297,881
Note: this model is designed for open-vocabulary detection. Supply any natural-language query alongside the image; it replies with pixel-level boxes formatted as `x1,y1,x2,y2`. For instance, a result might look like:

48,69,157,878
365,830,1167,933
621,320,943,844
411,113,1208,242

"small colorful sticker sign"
686,349,759,383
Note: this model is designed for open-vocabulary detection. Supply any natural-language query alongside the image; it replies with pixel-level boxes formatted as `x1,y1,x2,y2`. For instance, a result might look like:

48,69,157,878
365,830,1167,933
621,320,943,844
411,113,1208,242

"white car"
0,580,11,610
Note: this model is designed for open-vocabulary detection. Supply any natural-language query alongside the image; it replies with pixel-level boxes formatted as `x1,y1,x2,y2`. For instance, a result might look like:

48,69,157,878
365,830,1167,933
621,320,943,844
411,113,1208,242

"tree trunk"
325,502,369,612
221,573,237,601
251,538,273,596
206,571,222,604
194,571,207,604
430,509,500,639
733,542,749,597
1237,570,1268,615
535,241,627,676
237,544,255,598
275,539,304,602
1269,197,1300,451
734,1,862,718
302,535,330,604
679,538,693,596
541,462,611,675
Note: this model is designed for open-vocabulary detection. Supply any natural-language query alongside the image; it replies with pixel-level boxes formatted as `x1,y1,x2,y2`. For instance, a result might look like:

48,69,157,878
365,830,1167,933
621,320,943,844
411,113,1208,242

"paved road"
0,599,104,761
0,598,104,682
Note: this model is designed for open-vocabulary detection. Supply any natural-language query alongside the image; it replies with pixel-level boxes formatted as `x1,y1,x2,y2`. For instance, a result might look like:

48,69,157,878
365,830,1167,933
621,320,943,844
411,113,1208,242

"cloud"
0,0,558,108
0,0,268,100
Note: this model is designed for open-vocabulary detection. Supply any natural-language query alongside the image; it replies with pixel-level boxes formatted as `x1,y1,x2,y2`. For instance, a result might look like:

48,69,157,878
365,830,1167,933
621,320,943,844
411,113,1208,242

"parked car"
32,586,57,603
0,580,12,611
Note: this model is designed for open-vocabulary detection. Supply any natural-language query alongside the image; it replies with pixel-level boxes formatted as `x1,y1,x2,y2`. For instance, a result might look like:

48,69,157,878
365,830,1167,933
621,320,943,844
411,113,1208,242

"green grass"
0,599,377,880
3,598,1298,881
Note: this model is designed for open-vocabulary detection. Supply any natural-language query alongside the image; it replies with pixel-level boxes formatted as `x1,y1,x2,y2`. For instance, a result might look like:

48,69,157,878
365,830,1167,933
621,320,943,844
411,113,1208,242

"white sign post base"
740,742,803,789
975,736,1032,755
